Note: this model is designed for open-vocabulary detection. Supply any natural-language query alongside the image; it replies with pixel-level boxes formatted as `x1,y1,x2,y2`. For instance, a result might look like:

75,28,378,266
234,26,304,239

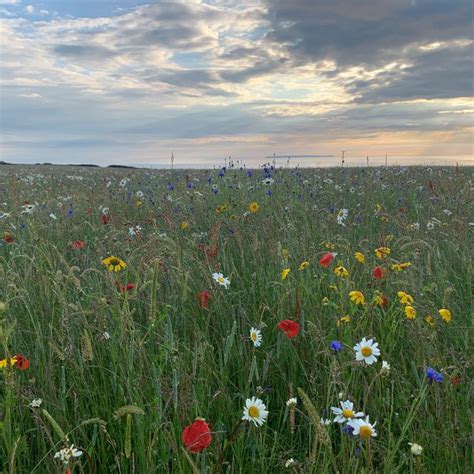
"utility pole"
366,156,369,167
385,153,388,167
171,152,174,170
341,151,345,167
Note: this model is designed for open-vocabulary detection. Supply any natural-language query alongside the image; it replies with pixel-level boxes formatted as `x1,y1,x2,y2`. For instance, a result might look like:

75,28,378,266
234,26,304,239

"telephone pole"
341,151,345,167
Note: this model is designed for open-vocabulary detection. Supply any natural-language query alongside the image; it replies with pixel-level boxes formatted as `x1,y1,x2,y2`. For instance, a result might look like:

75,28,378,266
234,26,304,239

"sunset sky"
1,0,473,167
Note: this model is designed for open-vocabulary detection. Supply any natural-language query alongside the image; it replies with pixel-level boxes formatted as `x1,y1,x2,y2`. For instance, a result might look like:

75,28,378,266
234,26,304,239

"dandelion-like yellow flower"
180,221,189,230
375,247,391,259
349,291,365,305
325,242,335,250
391,262,412,272
102,256,127,272
405,305,417,319
397,291,414,305
425,315,435,326
248,202,259,213
438,308,452,323
337,315,351,326
354,252,365,263
322,297,330,306
373,291,385,306
298,261,309,271
281,268,291,280
334,266,349,278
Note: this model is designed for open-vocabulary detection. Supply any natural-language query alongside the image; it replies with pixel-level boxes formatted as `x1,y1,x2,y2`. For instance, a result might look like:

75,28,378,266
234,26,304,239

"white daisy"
29,398,43,408
136,191,144,198
354,337,380,365
348,416,377,440
331,400,364,423
408,442,423,455
286,397,297,407
54,444,83,464
249,327,262,347
380,360,391,375
242,396,268,427
212,272,230,289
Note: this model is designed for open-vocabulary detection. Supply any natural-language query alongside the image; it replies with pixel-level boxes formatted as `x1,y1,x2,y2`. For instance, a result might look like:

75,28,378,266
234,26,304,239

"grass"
0,164,472,473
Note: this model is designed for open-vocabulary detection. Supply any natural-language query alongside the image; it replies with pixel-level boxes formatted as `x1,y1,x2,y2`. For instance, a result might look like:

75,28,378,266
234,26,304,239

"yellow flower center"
342,409,354,418
248,406,259,418
359,426,372,439
109,258,120,266
218,277,225,283
251,332,257,341
361,346,372,357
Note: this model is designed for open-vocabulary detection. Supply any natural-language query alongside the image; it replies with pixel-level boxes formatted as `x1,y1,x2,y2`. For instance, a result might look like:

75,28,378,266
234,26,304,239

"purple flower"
330,340,343,352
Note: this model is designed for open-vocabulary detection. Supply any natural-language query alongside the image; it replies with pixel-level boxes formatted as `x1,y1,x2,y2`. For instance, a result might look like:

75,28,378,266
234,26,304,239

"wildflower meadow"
0,164,472,473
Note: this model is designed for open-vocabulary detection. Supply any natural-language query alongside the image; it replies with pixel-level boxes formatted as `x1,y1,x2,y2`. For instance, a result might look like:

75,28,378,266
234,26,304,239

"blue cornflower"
426,367,443,383
342,424,354,435
265,189,272,196
435,372,444,383
330,340,343,352
246,170,253,177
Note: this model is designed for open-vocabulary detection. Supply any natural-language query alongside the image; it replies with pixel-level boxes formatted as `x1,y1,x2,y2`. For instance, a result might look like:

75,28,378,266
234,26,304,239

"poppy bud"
277,319,300,339
319,253,335,268
182,418,212,453
197,290,210,309
372,266,384,279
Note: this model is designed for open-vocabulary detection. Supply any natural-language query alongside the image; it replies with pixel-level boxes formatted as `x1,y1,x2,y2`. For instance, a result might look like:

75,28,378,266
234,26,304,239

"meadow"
0,164,472,473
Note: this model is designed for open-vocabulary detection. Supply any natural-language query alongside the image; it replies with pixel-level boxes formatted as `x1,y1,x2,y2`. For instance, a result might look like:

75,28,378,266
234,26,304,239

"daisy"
242,396,268,427
349,291,365,305
298,261,309,271
375,246,391,259
405,305,417,319
248,202,259,213
212,272,230,289
354,337,380,365
354,252,365,263
334,265,349,278
102,256,127,272
397,291,414,305
29,398,43,408
331,400,364,423
348,416,377,440
380,360,391,375
286,397,297,407
54,444,83,465
249,328,262,347
408,442,423,455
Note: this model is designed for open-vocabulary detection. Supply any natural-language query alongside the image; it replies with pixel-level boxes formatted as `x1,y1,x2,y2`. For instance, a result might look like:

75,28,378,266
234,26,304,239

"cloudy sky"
0,0,472,167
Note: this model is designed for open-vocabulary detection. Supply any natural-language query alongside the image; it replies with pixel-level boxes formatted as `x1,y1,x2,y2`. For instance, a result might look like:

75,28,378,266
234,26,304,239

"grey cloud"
53,43,117,60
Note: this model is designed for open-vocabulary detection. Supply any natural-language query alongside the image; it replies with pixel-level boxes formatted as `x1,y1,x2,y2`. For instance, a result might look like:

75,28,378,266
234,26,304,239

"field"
0,164,472,473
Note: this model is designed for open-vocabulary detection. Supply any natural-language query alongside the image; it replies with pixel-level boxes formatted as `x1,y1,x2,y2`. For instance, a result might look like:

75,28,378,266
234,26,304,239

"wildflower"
405,305,417,320
281,268,291,280
349,291,365,305
337,208,349,225
180,221,189,230
334,265,349,278
425,367,443,383
286,398,297,407
249,328,263,347
319,252,336,268
282,248,290,258
285,458,297,468
397,291,414,305
4,232,14,244
372,266,384,279
320,418,332,426
242,396,268,427
102,331,111,340
100,214,111,225
54,444,83,465
128,225,142,237
375,247,391,259
330,340,343,352
117,282,136,293
71,240,85,250
102,256,127,272
212,272,230,288
182,418,212,453
29,398,43,408
372,291,387,307
298,261,309,271
380,360,391,375
197,290,210,308
348,416,377,440
136,191,144,198
354,252,365,263
248,202,259,213
337,315,351,326
391,262,412,272
426,221,435,230
322,297,330,306
408,443,423,455
277,320,300,339
14,353,29,370
331,400,364,423
21,203,36,214
354,337,380,365
424,315,435,326
438,308,452,323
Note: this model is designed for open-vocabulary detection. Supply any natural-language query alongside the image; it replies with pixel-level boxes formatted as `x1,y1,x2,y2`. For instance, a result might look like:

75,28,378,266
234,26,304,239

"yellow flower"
282,249,290,258
0,356,17,369
354,252,365,263
373,291,385,306
0,358,7,369
438,308,452,323
425,315,435,326
349,291,365,305
298,261,309,271
375,247,391,259
248,202,259,213
337,315,351,326
380,216,389,223
134,200,143,208
281,268,291,280
405,305,417,319
385,234,394,242
102,256,127,272
325,242,335,250
322,297,330,306
329,284,338,291
334,266,349,278
391,262,412,272
397,291,414,305
180,221,189,230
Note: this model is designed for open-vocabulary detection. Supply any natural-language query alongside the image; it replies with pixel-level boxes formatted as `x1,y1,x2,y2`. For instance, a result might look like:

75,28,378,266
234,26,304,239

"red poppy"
197,290,210,308
319,253,334,268
372,266,384,279
450,375,461,387
277,319,300,339
15,353,29,370
381,296,389,306
182,418,212,453
100,214,111,225
115,281,136,293
71,240,85,250
4,232,14,244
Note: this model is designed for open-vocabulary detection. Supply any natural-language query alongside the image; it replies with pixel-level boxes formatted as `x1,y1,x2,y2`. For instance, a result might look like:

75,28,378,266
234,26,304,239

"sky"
0,0,473,168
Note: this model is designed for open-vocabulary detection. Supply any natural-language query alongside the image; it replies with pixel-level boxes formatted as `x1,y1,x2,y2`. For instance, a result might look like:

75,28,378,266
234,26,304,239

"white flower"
443,209,452,216
212,272,230,289
102,331,111,340
410,222,420,230
21,204,36,214
285,458,297,468
242,396,268,427
128,225,142,237
54,444,83,465
354,337,381,365
262,177,274,185
426,221,435,230
249,327,262,347
408,442,423,455
29,398,43,408
380,360,391,375
0,212,11,219
320,417,332,426
331,400,364,423
286,397,297,407
49,213,57,220
119,178,129,187
348,416,377,439
337,208,348,225
136,191,144,198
